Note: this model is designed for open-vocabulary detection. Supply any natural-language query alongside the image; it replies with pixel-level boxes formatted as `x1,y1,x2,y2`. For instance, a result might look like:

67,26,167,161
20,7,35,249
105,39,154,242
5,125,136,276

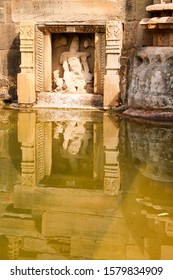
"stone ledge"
123,108,173,121
34,92,103,109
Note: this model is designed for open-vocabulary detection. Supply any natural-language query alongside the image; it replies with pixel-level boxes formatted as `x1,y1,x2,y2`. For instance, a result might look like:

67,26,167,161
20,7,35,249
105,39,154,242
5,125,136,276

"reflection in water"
0,109,173,260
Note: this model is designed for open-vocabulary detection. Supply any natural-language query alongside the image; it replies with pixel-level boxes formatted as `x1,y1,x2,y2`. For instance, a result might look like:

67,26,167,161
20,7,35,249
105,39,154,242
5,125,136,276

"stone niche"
13,0,124,108
17,21,123,108
36,24,105,96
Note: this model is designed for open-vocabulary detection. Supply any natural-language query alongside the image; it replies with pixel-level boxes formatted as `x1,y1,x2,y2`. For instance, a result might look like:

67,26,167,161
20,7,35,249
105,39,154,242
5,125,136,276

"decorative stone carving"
35,28,44,92
106,21,121,41
94,33,105,94
38,25,105,34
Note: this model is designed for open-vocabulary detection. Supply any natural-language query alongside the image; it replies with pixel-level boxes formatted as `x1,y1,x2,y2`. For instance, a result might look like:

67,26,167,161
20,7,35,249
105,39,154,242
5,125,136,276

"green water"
0,109,173,260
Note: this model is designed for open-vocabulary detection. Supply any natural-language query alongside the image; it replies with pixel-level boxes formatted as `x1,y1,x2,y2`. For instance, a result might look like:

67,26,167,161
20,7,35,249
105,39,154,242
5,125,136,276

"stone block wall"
0,0,154,104
0,0,20,100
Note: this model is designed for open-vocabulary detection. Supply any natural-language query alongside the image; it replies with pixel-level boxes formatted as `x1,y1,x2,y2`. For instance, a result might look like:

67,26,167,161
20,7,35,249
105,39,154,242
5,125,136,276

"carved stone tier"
140,17,173,29
146,4,173,12
140,1,173,46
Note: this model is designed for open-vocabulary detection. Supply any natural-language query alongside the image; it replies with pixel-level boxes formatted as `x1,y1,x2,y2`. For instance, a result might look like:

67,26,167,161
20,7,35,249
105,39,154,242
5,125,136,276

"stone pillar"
104,21,123,108
103,113,120,196
17,22,36,104
18,112,36,188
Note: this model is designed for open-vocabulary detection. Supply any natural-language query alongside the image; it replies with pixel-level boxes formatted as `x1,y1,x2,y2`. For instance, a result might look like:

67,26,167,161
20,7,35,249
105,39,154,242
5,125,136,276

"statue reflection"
53,121,93,175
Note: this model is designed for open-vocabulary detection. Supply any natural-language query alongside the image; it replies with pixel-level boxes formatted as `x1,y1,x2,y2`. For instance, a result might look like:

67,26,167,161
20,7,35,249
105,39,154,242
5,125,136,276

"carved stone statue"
54,35,93,93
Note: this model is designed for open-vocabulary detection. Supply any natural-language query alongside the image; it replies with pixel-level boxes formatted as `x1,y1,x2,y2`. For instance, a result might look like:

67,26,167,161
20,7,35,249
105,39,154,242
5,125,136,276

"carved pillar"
18,112,36,188
103,113,120,196
43,31,52,91
104,21,123,108
35,27,44,92
17,22,36,104
94,33,105,94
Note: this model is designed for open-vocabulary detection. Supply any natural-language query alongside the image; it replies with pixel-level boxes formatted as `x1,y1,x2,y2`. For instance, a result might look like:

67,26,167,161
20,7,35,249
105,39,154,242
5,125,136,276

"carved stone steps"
146,4,173,12
140,17,173,29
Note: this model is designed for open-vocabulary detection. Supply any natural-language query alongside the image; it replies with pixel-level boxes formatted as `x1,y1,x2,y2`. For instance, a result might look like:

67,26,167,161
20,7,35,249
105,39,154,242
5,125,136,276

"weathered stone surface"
0,7,4,23
34,92,103,109
4,1,12,23
128,47,173,109
12,0,126,23
14,186,116,215
71,237,126,259
0,23,19,50
0,50,20,76
42,211,126,238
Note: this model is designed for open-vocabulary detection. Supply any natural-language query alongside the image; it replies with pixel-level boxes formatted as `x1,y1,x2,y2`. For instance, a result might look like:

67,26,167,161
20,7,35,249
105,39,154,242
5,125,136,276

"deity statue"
54,35,93,93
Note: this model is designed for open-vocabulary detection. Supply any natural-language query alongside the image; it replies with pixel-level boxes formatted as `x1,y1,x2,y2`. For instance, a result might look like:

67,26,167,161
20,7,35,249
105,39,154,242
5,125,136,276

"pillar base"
17,73,35,104
103,75,119,109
